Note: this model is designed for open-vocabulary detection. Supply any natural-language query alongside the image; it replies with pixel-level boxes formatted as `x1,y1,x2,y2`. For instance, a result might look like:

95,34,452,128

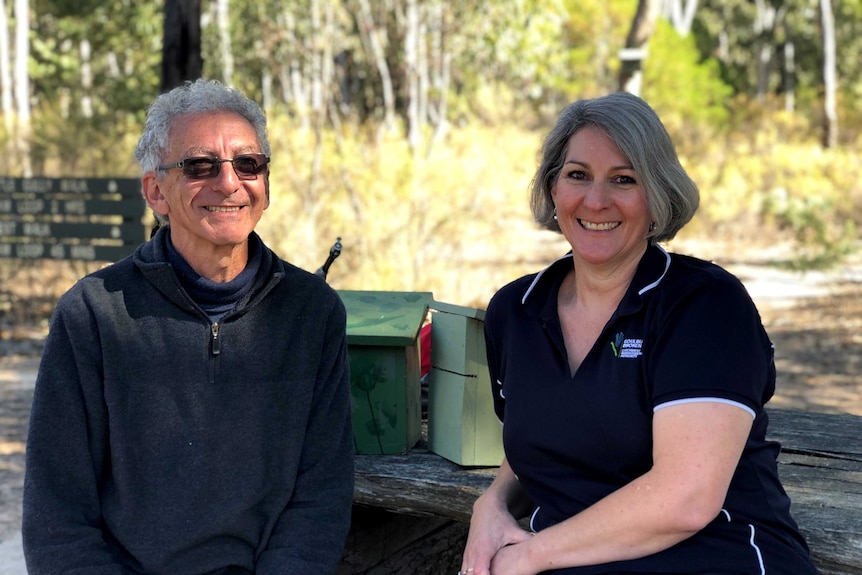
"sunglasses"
158,153,270,180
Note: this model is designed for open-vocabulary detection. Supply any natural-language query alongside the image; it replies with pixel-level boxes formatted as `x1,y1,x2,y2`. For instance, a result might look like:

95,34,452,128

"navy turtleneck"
166,232,262,323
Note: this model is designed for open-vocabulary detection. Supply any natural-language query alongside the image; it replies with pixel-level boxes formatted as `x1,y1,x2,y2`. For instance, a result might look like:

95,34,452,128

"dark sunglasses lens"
233,155,267,176
183,158,219,179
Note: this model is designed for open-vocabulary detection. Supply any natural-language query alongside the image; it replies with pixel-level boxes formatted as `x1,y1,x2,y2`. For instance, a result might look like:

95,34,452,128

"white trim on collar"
638,244,671,296
521,253,573,305
521,245,672,305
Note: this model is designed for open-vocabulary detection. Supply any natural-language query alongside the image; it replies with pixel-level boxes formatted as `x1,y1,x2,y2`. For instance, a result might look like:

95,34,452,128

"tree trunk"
663,0,698,36
355,0,396,130
306,0,335,259
819,0,838,149
754,0,778,101
0,0,12,136
405,0,420,155
80,40,93,118
13,0,30,176
783,41,795,112
308,0,323,221
417,12,428,130
278,10,310,126
618,0,661,96
161,0,203,93
426,0,450,158
216,0,233,85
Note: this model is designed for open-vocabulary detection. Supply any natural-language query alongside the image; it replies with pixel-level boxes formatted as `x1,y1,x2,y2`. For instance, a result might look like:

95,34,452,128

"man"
22,79,354,574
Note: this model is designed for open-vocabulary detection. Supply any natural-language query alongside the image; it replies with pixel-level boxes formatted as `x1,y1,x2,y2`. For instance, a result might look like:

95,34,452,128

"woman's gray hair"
529,91,699,243
134,78,270,175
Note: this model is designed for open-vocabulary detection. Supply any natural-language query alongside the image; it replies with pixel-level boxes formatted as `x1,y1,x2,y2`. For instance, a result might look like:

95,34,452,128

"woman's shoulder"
652,250,762,320
485,271,544,327
492,272,541,299
490,253,573,309
665,251,748,294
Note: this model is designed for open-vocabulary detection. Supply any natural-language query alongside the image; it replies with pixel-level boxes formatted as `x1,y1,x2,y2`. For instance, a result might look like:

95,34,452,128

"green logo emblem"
610,332,625,358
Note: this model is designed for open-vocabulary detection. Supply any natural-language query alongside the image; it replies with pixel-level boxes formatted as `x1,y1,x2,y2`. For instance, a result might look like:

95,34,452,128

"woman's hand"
460,491,534,575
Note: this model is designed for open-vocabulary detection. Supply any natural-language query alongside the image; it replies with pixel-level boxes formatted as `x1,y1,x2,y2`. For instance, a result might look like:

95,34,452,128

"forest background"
0,0,861,310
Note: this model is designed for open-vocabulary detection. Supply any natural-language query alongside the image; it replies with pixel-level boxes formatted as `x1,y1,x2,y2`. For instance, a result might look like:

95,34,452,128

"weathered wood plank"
338,506,461,574
354,451,495,522
767,411,862,575
767,409,862,460
339,506,468,575
352,408,862,575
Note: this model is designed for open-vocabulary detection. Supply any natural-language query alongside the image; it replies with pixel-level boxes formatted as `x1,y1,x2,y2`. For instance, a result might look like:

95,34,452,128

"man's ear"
141,172,170,217
263,171,271,210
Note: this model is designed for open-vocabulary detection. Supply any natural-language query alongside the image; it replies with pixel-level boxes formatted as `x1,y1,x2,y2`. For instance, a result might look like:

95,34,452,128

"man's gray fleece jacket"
22,228,355,574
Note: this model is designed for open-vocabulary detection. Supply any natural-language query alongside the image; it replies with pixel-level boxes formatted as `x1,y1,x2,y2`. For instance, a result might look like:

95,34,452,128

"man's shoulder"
272,257,345,310
64,256,138,294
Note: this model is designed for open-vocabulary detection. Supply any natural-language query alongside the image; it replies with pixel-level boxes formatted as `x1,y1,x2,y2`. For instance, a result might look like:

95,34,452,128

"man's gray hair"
529,91,699,243
134,78,271,175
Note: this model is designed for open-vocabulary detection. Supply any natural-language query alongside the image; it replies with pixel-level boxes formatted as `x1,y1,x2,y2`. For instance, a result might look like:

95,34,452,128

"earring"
649,221,656,233
553,207,558,221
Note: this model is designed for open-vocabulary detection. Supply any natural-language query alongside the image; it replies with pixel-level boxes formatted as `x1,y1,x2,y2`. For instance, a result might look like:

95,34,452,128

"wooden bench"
341,408,862,575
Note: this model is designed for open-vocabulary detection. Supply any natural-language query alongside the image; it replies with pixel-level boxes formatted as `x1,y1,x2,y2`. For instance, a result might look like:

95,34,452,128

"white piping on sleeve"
654,397,756,419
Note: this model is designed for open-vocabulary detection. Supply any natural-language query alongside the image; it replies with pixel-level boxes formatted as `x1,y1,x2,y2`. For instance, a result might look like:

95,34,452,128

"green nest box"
427,301,504,467
339,290,432,455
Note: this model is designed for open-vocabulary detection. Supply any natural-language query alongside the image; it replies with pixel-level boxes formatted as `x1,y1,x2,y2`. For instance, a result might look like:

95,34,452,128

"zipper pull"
211,322,221,355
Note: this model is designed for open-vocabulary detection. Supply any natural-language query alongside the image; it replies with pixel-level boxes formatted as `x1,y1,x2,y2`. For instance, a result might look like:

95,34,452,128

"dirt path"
0,357,34,572
725,258,862,416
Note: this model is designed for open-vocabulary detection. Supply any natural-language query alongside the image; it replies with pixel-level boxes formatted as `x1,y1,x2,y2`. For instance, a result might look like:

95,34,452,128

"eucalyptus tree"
0,0,11,135
693,0,860,146
820,0,837,147
0,0,31,175
203,0,602,131
619,0,662,95
162,0,202,92
25,0,161,175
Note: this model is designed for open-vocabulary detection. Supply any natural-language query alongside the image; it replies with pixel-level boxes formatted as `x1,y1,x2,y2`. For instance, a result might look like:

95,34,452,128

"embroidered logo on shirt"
610,332,643,359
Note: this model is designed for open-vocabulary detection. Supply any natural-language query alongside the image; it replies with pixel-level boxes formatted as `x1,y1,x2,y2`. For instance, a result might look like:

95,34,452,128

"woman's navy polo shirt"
484,244,816,574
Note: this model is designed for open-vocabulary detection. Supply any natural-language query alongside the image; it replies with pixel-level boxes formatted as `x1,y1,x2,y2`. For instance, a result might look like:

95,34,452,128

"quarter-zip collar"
132,226,285,320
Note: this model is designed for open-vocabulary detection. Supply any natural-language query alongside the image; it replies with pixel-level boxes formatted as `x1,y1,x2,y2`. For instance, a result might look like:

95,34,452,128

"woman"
460,92,816,575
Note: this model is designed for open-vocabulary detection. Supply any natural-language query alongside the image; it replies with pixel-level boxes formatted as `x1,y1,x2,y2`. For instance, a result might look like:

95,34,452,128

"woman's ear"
141,172,170,217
